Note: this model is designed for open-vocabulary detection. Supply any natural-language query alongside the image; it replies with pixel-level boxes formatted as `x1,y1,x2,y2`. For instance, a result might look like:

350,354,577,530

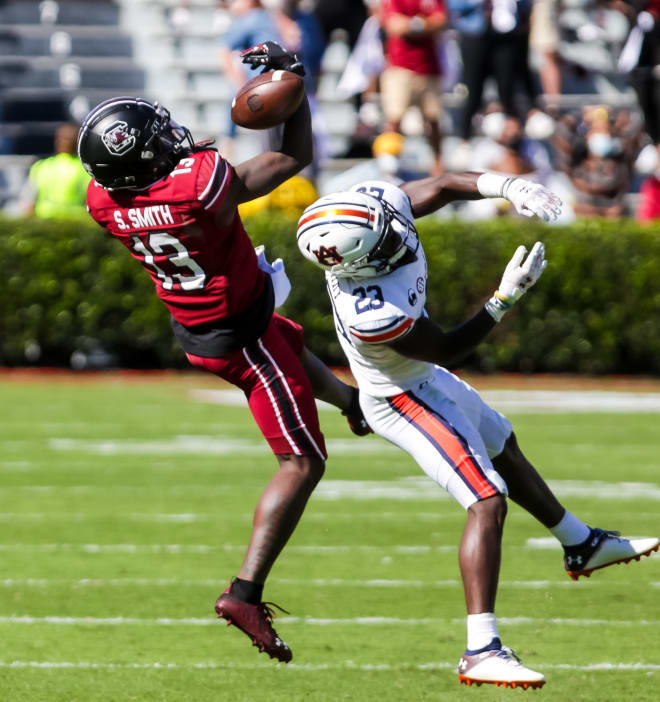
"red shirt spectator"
382,0,446,76
637,175,660,222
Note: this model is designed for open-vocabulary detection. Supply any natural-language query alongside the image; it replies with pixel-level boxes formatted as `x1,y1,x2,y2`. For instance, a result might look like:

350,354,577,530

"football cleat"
458,641,546,690
564,528,659,581
342,386,372,436
215,587,292,663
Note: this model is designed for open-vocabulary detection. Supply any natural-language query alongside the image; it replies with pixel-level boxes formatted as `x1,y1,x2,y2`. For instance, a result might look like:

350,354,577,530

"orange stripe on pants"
390,393,498,500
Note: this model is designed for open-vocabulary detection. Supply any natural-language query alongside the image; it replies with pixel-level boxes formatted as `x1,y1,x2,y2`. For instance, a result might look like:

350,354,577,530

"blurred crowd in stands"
15,0,660,222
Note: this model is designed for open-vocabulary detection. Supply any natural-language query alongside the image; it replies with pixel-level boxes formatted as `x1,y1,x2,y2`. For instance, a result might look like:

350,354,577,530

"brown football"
231,70,305,130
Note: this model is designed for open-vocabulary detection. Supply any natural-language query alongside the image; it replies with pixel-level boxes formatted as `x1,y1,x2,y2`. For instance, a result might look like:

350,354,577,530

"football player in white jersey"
296,173,659,689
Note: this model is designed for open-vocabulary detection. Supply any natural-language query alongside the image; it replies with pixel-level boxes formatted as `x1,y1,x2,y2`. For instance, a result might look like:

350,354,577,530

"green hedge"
2,213,660,373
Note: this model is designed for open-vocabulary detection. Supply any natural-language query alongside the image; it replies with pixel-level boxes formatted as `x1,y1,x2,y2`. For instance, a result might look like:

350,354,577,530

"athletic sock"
466,612,500,652
549,511,591,546
230,577,264,605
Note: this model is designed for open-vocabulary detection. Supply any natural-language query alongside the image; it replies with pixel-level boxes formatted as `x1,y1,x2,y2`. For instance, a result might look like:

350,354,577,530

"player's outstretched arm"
402,172,562,221
221,97,313,213
214,42,312,222
401,172,483,216
388,242,547,366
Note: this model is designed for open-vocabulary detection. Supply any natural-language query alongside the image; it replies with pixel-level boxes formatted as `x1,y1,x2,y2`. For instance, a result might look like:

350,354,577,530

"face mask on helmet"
296,192,418,278
77,97,197,189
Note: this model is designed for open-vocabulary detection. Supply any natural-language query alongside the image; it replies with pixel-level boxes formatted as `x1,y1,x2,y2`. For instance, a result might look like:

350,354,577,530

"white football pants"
360,366,512,510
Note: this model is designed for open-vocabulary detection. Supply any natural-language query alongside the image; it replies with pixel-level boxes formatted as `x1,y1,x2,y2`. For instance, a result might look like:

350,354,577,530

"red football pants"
186,313,327,460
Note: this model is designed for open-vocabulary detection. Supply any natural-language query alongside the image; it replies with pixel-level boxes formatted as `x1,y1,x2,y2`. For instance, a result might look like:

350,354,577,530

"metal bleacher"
0,0,644,210
0,0,142,209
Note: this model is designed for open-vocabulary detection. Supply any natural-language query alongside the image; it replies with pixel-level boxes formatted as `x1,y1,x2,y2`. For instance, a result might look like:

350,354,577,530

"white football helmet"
296,191,417,278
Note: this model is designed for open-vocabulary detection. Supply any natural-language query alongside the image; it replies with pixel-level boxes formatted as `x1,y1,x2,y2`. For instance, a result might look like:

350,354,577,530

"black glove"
240,40,305,76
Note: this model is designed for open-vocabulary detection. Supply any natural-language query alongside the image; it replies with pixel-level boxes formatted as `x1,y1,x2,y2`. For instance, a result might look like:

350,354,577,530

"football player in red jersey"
78,42,369,664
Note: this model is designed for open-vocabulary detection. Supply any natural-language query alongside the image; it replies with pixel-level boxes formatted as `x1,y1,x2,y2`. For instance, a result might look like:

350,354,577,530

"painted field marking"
0,462,32,471
0,615,657,627
191,388,660,413
0,510,658,523
0,541,657,557
0,543,457,554
0,577,632,589
47,436,397,456
4,478,660,501
0,659,659,672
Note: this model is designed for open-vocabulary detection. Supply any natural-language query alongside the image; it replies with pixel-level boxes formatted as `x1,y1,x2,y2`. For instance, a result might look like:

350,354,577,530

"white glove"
503,179,563,222
477,173,563,222
485,242,547,322
254,245,292,308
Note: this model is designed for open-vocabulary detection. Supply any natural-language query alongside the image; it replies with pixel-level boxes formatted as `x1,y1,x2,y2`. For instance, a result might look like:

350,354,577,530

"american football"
231,70,305,130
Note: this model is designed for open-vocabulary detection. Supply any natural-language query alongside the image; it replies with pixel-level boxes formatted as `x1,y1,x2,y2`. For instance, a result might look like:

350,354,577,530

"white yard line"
0,540,655,556
191,388,660,413
0,615,657,627
4,478,660,501
0,543,457,554
0,577,620,589
0,540,656,561
0,659,659,672
47,436,397,456
0,510,658,523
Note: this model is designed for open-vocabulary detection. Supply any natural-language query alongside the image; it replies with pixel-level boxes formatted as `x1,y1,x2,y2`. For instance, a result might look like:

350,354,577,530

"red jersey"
383,0,445,76
86,149,266,327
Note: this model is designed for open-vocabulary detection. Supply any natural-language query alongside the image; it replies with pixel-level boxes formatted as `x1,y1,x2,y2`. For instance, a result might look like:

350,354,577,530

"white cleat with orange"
458,642,546,690
564,528,659,581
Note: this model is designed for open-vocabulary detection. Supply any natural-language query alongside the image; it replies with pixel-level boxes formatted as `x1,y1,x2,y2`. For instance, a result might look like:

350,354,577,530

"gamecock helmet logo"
102,120,136,156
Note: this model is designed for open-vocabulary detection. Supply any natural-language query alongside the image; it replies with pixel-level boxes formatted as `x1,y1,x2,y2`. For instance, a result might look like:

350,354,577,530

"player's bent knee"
469,494,507,527
276,453,325,484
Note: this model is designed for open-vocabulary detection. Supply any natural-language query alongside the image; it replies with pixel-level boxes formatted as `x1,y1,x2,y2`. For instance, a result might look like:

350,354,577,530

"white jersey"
321,180,512,511
326,180,434,397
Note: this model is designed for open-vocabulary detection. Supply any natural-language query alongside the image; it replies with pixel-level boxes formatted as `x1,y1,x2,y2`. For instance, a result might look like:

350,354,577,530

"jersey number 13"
130,233,206,291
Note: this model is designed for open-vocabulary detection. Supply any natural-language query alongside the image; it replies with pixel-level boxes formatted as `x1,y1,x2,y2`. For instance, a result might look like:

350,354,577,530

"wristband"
477,172,515,199
484,291,513,323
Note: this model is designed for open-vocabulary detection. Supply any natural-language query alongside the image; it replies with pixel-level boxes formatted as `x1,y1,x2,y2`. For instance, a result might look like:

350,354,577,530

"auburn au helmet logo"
313,245,344,266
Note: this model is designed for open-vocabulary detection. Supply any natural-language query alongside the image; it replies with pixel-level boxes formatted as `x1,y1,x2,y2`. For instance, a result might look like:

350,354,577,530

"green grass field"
0,374,659,702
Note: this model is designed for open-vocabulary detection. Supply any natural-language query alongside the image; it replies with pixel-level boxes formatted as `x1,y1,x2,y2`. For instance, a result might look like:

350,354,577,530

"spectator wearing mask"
553,106,642,218
464,108,552,218
20,123,90,219
381,0,447,175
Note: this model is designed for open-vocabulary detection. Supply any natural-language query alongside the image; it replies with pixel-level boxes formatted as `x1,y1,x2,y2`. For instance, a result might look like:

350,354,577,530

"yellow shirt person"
24,124,91,219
